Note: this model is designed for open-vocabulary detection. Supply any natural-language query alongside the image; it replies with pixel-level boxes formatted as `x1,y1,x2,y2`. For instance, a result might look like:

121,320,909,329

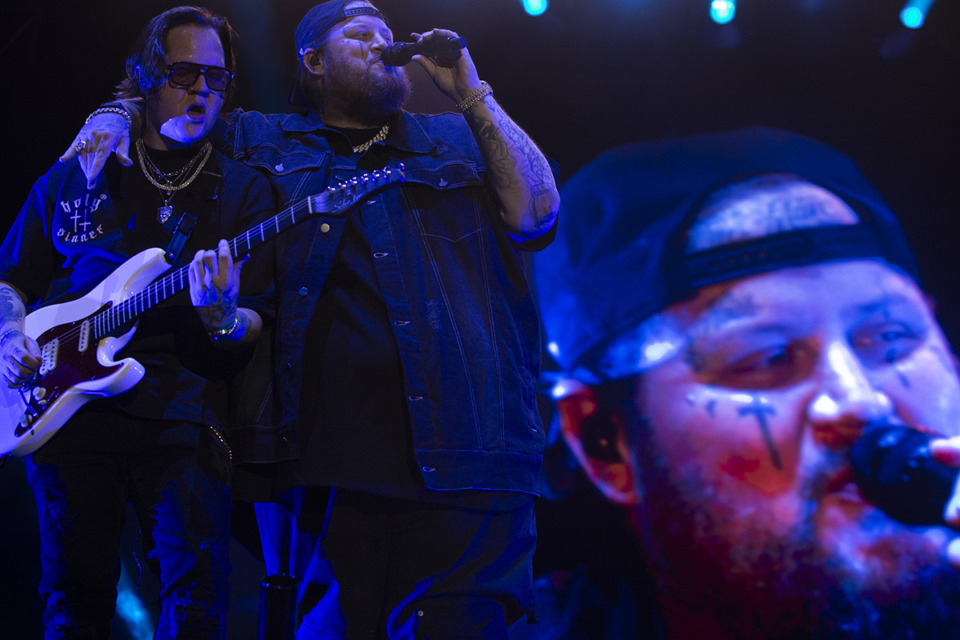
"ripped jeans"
25,413,232,640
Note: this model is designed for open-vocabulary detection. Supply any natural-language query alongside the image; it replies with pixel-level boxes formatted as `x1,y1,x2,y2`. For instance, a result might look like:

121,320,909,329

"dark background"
1,0,958,637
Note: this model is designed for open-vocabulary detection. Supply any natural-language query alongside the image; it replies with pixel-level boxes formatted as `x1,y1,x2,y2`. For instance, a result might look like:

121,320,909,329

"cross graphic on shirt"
70,210,91,233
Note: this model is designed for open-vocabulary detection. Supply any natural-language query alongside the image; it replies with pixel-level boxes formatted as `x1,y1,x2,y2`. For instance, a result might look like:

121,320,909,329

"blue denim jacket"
227,108,552,497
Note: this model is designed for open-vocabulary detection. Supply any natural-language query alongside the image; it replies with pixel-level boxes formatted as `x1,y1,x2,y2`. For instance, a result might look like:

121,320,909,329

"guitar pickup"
78,319,90,353
39,338,58,377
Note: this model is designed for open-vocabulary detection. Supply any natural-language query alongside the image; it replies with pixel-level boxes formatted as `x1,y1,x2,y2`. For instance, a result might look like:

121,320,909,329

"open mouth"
186,104,206,120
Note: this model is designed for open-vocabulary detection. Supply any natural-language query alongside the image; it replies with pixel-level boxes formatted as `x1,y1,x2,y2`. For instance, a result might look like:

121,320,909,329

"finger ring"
75,139,88,153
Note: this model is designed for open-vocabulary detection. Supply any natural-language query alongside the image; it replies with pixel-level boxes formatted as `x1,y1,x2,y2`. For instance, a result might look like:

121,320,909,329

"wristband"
86,106,132,129
0,328,23,347
208,315,241,341
456,81,493,113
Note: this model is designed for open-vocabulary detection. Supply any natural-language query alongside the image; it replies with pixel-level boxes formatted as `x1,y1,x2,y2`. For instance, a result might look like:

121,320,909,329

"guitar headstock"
310,165,406,216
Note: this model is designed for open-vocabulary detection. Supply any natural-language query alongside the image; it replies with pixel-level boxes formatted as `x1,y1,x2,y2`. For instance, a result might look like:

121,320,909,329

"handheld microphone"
850,424,959,526
381,36,466,67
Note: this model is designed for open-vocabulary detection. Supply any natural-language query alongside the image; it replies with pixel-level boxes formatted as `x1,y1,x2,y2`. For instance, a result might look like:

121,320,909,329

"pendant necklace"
136,138,213,223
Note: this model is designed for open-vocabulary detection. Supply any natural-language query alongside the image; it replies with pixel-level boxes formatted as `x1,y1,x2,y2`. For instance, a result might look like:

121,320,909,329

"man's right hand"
0,330,40,388
59,113,133,189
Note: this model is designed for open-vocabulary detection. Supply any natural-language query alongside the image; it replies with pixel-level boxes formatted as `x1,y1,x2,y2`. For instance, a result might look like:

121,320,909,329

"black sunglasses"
167,61,234,92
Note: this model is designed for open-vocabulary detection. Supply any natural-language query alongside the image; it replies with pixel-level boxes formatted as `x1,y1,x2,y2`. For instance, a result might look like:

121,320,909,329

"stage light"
521,0,548,16
710,0,736,24
900,0,934,29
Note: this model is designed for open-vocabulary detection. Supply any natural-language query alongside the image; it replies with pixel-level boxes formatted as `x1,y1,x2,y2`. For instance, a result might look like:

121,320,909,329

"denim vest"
227,109,548,497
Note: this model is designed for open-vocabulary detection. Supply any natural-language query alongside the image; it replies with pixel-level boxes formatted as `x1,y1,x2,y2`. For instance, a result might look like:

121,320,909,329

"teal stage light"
521,0,548,16
710,0,737,24
900,0,935,29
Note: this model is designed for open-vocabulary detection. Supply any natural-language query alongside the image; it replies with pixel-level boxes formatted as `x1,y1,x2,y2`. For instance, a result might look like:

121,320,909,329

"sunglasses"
167,61,234,92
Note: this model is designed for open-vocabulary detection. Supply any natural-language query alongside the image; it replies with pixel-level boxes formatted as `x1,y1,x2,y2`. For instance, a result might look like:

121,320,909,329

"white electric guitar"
0,167,404,458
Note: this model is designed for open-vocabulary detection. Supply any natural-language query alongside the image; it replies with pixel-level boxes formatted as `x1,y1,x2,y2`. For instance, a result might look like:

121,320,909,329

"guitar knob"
32,387,47,401
19,414,33,428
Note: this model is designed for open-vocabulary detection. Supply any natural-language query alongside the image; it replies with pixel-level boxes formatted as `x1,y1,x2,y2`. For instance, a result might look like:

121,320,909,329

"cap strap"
671,224,885,294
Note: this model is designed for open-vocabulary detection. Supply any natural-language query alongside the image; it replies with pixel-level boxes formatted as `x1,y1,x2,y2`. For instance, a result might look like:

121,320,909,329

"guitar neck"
91,166,405,340
93,195,319,339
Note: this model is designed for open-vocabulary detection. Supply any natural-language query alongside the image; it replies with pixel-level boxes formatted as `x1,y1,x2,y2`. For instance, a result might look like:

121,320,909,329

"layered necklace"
136,138,214,223
352,123,390,155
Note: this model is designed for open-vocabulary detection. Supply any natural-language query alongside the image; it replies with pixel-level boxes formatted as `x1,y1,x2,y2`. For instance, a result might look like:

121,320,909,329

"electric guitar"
0,167,405,457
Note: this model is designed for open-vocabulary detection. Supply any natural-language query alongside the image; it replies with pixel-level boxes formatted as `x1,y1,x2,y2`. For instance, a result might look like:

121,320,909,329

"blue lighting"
710,0,736,24
521,0,548,17
900,0,934,29
710,0,737,24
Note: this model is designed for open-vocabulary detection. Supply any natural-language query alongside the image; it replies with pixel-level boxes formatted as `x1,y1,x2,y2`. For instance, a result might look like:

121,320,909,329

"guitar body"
0,248,171,457
0,166,406,458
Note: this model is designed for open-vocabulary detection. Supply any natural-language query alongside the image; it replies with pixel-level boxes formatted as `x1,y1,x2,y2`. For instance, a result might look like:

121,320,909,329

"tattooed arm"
0,282,40,387
412,29,560,241
189,240,263,351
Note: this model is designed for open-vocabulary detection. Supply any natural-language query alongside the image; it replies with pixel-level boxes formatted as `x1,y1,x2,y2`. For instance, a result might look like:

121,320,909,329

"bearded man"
526,127,960,639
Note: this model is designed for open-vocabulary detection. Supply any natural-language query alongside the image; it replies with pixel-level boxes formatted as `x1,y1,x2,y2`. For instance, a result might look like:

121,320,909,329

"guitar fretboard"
89,167,403,339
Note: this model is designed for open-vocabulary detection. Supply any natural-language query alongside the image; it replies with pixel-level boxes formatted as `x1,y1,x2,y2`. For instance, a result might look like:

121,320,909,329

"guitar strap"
164,212,198,264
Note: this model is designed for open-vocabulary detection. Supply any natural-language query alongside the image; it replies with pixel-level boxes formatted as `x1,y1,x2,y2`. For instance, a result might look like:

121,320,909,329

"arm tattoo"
465,101,555,216
0,286,26,325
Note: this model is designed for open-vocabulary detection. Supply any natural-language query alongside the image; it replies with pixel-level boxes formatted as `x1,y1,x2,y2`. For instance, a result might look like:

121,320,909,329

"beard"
629,419,960,639
319,49,412,123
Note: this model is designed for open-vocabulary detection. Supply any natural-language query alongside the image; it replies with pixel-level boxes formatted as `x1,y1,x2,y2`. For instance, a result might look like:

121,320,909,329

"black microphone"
850,424,959,525
381,36,466,67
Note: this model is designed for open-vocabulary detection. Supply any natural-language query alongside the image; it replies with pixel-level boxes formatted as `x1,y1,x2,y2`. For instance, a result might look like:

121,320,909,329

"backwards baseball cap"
535,127,920,378
289,0,389,106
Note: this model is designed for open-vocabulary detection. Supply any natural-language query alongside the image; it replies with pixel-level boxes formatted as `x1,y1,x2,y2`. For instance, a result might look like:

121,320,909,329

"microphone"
381,36,466,67
850,424,959,525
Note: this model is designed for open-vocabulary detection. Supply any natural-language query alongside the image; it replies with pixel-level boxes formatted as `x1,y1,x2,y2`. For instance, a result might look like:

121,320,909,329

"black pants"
255,487,537,639
27,413,232,640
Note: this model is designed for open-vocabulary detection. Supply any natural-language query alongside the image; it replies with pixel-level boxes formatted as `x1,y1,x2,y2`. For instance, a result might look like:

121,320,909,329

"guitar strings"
49,169,397,346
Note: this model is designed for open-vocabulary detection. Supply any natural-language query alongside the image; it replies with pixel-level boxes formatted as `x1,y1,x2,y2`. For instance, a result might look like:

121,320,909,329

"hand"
59,113,133,189
409,29,482,106
0,330,40,388
930,437,960,566
188,239,248,332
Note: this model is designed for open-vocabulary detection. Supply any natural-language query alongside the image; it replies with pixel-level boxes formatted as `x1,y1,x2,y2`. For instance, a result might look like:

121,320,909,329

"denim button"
299,287,308,297
373,252,389,259
421,466,435,473
320,223,330,233
274,163,284,172
408,395,423,402
393,319,410,327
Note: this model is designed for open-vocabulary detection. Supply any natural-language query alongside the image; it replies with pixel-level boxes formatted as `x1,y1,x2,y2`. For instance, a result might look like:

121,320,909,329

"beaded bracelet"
85,106,132,128
208,315,241,341
456,81,493,113
0,328,23,347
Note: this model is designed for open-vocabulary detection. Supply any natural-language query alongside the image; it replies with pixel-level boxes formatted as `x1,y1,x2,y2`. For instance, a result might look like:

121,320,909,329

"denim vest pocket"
402,160,488,243
243,143,326,177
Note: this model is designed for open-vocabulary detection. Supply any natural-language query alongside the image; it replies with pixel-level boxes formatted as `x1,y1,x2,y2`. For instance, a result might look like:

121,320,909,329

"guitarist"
0,7,273,639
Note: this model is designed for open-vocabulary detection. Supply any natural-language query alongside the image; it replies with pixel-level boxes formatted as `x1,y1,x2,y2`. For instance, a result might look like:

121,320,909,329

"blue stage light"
900,0,935,29
521,0,548,17
710,0,737,24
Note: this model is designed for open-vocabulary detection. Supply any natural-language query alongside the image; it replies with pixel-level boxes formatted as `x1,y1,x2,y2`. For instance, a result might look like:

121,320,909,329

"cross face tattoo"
739,396,782,469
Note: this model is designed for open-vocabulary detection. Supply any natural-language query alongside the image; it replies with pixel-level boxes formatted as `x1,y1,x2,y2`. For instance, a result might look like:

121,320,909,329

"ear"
302,48,324,77
556,381,641,506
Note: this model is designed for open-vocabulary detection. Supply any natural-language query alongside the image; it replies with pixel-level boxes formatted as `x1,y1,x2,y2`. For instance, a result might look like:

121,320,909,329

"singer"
67,0,559,638
521,128,960,639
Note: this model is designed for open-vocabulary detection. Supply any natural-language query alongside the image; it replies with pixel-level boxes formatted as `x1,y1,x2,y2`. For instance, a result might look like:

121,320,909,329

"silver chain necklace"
136,138,213,223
